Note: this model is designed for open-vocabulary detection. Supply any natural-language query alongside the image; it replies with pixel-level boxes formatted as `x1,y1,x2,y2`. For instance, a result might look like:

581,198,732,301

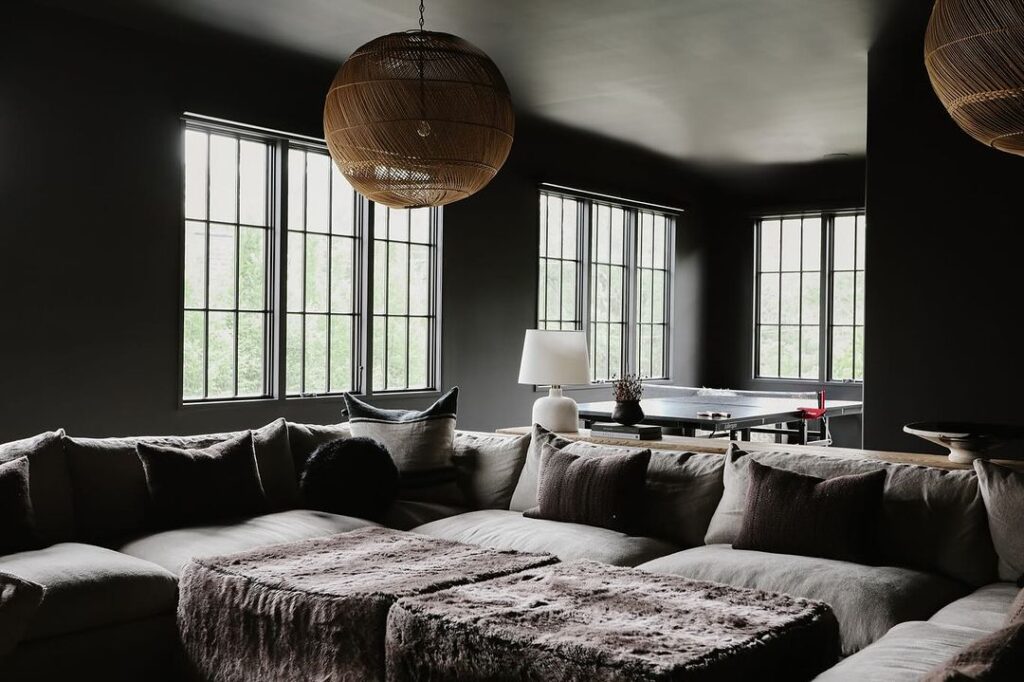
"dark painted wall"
863,0,1024,453
0,5,709,442
698,159,867,447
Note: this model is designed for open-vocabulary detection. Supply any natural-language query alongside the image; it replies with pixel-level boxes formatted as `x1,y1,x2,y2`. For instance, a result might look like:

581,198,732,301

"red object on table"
799,391,827,419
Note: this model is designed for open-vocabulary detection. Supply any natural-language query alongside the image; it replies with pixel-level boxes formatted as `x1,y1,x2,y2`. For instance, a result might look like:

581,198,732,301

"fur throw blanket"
178,527,555,682
387,559,840,681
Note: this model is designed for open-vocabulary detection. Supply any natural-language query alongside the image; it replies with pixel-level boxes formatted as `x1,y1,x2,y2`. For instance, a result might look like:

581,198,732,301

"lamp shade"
518,330,590,386
323,30,515,208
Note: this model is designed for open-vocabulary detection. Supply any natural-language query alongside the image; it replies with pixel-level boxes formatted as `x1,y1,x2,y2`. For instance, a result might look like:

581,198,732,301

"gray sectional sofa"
0,421,1019,681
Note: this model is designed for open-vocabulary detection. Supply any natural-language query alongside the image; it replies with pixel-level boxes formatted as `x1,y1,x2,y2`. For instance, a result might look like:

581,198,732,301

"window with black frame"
182,123,274,401
181,116,441,402
754,210,865,382
537,187,676,384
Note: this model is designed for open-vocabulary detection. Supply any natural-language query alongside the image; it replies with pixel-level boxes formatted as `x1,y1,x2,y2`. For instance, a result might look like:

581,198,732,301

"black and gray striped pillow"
342,387,461,506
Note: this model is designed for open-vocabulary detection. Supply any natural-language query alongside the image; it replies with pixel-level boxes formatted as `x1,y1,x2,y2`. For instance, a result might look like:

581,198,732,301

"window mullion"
625,209,639,378
820,214,832,382
274,141,287,399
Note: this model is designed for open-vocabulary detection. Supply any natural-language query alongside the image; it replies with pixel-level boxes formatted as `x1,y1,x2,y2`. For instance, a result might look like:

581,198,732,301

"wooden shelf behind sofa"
495,426,1024,472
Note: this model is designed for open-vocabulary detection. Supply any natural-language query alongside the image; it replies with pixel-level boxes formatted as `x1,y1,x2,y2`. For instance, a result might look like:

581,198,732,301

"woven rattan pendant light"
323,0,514,208
925,0,1024,156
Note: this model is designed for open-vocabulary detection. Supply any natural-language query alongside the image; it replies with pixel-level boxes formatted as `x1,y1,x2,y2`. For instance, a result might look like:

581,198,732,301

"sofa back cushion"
0,458,37,554
452,432,530,510
65,419,295,544
510,426,724,547
0,430,75,546
286,421,351,476
973,459,1024,582
706,445,997,586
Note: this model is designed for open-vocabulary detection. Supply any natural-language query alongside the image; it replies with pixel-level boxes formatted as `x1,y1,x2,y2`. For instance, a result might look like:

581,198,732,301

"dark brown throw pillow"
923,621,1024,681
733,460,885,563
136,432,268,529
524,443,651,533
0,457,37,554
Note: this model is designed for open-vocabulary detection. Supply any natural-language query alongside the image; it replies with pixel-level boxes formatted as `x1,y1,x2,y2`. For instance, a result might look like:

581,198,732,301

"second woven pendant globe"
324,30,515,208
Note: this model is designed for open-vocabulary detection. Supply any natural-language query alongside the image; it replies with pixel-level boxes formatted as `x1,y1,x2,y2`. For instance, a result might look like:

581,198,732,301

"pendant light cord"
416,0,429,137
419,0,425,31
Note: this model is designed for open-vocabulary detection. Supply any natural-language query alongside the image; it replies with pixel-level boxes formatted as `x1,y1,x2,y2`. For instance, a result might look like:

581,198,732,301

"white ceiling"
49,0,884,165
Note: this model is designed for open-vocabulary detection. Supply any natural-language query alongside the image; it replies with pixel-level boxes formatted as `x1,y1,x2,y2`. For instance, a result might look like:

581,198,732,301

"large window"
537,188,676,383
183,124,274,401
754,210,865,382
371,204,439,392
181,116,441,402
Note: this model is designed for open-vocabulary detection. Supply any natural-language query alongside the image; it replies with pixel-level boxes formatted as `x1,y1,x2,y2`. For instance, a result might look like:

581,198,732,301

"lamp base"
531,386,579,433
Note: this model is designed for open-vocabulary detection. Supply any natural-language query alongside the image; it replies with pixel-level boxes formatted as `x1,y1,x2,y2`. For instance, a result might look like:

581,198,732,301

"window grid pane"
754,215,820,380
590,203,628,382
287,148,362,397
830,212,866,381
183,124,273,401
538,192,583,331
635,211,671,380
372,205,439,392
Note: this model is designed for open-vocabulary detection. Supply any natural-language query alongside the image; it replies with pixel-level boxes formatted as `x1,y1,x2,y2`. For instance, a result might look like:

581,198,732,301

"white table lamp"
518,329,591,432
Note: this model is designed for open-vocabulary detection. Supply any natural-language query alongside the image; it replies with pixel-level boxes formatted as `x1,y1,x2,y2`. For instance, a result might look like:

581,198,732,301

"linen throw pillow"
733,460,886,563
974,459,1024,581
0,458,37,554
343,387,459,505
452,432,531,509
524,442,651,533
508,424,575,511
136,432,268,529
0,430,74,546
0,572,45,656
923,618,1024,681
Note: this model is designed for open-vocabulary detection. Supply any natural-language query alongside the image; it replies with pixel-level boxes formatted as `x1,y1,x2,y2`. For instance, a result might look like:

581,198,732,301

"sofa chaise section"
413,509,679,567
638,544,968,654
816,582,1020,680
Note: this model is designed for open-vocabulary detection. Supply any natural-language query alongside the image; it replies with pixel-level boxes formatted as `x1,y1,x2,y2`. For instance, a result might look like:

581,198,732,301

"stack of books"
590,422,662,440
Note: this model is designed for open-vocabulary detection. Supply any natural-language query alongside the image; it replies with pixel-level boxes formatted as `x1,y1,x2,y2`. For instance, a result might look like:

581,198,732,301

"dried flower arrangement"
611,374,643,402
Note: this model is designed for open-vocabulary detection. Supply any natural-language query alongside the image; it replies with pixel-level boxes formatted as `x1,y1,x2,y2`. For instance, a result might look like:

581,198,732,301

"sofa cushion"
65,421,294,544
638,544,967,654
452,431,530,509
0,457,37,554
0,543,177,640
118,509,378,576
815,622,990,682
929,583,1020,633
734,460,885,564
923,619,1024,682
412,509,678,567
381,500,469,531
973,459,1024,582
510,425,724,547
1,571,44,656
705,444,997,586
286,421,350,476
0,430,75,545
524,443,651,533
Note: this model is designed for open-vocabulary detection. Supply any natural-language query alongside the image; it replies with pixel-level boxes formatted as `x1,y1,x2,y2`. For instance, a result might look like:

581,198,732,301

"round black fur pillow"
300,437,398,521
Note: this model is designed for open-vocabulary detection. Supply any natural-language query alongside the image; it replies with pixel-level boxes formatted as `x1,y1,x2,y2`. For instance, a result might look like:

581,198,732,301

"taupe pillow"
452,432,530,509
524,443,651,533
0,430,74,546
343,388,460,505
286,421,351,475
0,458,36,554
734,460,885,564
974,459,1024,582
136,432,268,529
508,424,574,512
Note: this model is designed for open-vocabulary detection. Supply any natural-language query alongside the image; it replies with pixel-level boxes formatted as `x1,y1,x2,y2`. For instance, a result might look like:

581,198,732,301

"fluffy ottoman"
386,560,841,681
177,527,556,682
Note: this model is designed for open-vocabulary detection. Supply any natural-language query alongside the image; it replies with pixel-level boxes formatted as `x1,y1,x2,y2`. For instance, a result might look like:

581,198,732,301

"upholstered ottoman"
177,527,556,682
386,560,841,681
